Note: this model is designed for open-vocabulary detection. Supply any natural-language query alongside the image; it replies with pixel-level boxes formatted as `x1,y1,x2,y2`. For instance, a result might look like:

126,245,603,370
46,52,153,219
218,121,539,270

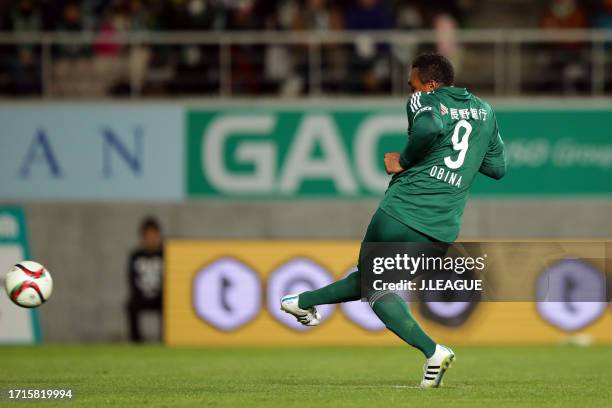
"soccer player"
281,53,506,387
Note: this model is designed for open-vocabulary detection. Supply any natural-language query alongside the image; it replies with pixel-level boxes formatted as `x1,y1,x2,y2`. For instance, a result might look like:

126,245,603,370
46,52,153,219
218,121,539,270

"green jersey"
379,87,506,242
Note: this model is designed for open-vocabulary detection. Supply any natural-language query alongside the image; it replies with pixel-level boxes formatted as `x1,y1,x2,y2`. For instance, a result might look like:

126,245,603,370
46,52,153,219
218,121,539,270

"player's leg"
280,208,395,323
362,210,455,387
370,291,454,387
293,208,413,310
296,269,361,309
362,209,438,359
281,208,429,323
280,267,360,326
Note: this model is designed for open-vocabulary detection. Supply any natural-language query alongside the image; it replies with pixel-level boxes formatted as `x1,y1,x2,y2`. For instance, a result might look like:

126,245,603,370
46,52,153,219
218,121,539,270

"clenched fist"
384,152,404,175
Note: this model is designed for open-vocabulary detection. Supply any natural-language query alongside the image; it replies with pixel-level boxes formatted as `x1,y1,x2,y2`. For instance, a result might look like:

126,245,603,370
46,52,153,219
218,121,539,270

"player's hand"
384,152,404,175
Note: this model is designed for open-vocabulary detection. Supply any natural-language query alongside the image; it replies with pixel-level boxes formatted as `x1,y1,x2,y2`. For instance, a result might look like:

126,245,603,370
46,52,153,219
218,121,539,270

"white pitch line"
285,384,423,389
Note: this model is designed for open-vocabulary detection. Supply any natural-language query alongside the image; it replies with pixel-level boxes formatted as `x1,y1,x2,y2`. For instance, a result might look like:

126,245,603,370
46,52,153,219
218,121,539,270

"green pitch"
1,345,611,407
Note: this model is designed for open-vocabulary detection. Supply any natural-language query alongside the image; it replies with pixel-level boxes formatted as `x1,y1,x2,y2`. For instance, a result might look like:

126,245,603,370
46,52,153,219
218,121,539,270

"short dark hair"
140,216,161,236
411,53,455,87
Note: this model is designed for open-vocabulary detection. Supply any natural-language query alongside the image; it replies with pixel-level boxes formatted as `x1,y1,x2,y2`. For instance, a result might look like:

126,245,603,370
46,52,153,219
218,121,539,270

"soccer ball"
4,261,53,308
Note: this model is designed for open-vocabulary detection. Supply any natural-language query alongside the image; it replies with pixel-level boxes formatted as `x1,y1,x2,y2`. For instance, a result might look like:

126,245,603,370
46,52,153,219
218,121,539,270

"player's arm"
479,116,506,180
399,109,443,169
385,97,443,174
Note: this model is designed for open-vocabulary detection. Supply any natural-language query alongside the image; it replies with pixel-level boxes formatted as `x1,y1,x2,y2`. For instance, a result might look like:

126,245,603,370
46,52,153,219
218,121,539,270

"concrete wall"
7,199,610,342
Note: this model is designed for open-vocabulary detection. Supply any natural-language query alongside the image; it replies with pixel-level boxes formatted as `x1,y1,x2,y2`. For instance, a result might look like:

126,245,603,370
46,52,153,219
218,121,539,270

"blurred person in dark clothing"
594,0,612,27
228,0,266,94
51,1,94,95
345,0,394,93
540,0,589,93
345,0,393,30
542,0,588,30
54,1,86,57
168,0,227,30
126,217,164,343
594,0,612,49
292,0,346,94
166,0,227,95
126,0,153,30
6,0,42,95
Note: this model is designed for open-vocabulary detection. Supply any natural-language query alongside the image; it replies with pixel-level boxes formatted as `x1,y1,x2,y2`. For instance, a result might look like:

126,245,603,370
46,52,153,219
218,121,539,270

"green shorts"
359,208,447,301
362,208,438,243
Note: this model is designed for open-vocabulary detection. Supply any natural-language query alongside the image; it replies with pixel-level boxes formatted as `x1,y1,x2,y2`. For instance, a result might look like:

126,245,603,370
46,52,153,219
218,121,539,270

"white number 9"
444,119,472,170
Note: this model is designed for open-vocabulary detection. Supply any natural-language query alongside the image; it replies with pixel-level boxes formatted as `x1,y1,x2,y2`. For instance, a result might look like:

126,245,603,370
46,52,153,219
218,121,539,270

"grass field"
0,345,611,407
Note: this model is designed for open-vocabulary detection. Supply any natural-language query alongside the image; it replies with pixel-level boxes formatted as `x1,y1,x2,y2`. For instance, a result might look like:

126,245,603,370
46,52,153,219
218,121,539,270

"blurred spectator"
542,0,587,31
51,1,92,96
126,217,164,343
424,0,462,26
126,0,152,30
395,2,423,30
0,0,606,97
89,0,153,96
167,0,227,95
55,1,86,56
90,4,128,96
434,13,461,77
94,6,123,58
345,0,393,30
541,0,589,94
169,0,225,30
390,2,422,91
287,0,345,94
345,0,394,93
261,0,297,95
123,0,153,95
592,0,612,93
9,0,41,31
7,0,42,95
228,0,266,94
593,0,612,49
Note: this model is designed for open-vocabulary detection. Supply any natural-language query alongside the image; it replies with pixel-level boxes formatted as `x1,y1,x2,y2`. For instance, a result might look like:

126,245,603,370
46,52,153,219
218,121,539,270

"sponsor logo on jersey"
414,106,432,118
410,92,422,113
440,103,449,116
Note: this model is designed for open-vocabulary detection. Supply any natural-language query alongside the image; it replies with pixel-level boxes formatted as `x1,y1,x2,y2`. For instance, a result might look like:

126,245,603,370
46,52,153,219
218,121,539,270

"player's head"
140,216,162,251
409,53,455,93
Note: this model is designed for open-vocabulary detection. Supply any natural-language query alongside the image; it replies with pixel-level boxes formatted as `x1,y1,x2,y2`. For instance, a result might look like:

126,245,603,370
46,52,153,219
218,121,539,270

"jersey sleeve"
478,114,506,180
400,92,444,169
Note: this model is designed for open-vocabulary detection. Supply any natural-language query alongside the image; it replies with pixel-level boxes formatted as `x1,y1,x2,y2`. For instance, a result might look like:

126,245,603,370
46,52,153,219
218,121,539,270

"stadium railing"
0,29,611,98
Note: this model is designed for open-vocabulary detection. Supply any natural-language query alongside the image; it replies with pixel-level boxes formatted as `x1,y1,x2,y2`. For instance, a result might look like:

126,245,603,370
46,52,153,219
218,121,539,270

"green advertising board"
186,107,612,198
0,207,41,344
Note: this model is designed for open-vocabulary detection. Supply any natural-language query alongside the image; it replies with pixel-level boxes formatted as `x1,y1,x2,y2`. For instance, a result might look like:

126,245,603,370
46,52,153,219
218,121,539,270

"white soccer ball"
5,261,53,308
